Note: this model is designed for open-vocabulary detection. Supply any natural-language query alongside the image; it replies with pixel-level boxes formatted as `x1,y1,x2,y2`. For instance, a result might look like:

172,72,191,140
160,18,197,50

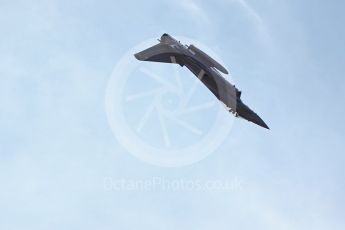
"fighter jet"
134,33,269,129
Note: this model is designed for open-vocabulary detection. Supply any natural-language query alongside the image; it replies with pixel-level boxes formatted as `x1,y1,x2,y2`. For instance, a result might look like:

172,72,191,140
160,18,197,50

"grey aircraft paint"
134,33,269,129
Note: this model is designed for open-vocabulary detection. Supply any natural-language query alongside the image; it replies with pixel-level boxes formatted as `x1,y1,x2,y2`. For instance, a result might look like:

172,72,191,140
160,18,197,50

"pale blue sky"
1,0,344,229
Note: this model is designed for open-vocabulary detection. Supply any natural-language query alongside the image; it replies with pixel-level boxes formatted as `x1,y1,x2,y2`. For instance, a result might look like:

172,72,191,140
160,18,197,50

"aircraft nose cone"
250,113,270,129
237,102,269,129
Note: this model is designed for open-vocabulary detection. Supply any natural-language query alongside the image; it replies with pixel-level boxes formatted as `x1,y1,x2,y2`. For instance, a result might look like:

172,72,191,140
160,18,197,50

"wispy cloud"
235,0,274,48
237,0,263,25
177,0,211,25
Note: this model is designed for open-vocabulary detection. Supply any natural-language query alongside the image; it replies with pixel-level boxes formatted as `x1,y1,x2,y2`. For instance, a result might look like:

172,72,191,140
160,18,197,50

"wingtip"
134,52,144,61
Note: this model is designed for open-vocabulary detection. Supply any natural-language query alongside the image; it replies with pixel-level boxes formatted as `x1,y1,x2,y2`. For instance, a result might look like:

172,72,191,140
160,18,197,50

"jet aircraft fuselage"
135,33,269,129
